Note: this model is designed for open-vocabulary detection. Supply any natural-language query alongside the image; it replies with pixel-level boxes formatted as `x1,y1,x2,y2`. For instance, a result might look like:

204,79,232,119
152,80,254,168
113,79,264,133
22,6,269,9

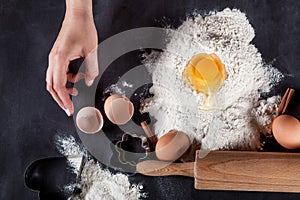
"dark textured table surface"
1,0,300,199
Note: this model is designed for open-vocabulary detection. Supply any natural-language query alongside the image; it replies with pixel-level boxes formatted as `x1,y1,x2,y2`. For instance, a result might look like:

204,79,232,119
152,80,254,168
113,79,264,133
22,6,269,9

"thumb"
84,48,99,87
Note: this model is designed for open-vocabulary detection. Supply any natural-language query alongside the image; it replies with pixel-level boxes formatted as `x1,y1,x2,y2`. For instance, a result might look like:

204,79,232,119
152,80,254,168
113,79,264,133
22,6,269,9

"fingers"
47,71,78,116
53,66,74,116
67,87,78,96
46,76,72,116
55,86,74,116
47,47,98,116
84,47,99,87
47,51,74,116
67,72,85,83
46,79,65,110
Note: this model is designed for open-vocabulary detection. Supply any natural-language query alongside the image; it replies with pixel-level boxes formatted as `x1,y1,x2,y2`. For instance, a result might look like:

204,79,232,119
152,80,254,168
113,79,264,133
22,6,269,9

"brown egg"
272,114,300,149
155,130,191,161
104,94,134,125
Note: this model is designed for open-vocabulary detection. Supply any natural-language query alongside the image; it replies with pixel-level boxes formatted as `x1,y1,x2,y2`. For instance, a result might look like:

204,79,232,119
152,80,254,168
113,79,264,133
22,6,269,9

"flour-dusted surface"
56,135,87,172
56,136,146,200
143,8,283,150
73,160,145,200
103,81,134,97
56,135,86,157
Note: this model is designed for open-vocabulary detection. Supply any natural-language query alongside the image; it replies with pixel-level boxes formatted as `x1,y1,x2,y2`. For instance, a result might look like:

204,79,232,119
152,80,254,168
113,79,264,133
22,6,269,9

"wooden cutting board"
137,150,300,192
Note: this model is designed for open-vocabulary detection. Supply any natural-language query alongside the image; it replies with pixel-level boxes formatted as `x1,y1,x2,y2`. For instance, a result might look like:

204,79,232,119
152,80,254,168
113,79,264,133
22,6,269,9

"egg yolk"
182,53,227,109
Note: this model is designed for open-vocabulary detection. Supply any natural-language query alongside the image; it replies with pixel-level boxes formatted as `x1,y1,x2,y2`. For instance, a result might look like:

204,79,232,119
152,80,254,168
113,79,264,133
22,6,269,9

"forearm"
65,0,93,18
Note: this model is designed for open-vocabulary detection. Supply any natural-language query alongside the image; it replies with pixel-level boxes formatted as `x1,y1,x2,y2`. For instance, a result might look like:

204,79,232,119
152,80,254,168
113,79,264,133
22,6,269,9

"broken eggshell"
104,94,134,125
76,107,104,134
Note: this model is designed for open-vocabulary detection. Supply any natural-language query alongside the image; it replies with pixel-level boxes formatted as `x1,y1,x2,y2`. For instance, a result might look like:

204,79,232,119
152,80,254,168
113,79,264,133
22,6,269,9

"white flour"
252,96,281,135
73,160,145,200
143,8,283,150
56,136,146,200
103,81,133,97
56,135,86,157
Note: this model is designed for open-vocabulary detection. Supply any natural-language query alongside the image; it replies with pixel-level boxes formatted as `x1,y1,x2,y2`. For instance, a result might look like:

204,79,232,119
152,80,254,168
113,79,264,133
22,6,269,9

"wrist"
65,0,93,17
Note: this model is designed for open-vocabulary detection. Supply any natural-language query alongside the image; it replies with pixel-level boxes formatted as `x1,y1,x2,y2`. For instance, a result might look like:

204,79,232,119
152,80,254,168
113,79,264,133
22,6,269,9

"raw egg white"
272,114,300,149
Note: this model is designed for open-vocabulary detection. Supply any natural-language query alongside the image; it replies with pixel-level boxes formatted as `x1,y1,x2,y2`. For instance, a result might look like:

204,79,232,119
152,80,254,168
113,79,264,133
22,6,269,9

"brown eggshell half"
104,94,134,125
272,114,300,149
76,107,104,134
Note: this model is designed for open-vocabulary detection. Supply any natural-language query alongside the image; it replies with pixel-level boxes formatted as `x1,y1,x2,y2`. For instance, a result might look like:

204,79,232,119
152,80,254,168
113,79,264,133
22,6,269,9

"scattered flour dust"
73,160,144,200
56,136,146,200
103,81,133,97
143,8,283,150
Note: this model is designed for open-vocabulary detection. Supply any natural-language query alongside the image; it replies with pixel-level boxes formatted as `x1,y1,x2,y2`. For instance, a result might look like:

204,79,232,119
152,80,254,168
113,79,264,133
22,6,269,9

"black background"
1,0,300,199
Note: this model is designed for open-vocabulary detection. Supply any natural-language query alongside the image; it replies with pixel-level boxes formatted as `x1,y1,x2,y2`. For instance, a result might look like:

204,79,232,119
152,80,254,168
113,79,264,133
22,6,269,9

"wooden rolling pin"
137,150,300,192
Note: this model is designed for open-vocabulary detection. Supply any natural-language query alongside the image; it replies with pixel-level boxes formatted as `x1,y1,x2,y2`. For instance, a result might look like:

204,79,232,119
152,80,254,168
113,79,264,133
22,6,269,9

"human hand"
46,0,98,116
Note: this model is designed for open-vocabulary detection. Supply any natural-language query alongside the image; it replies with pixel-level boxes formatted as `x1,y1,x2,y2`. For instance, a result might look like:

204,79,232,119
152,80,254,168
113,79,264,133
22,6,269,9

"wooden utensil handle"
141,121,158,147
136,160,194,177
195,150,300,192
137,151,300,192
276,88,295,116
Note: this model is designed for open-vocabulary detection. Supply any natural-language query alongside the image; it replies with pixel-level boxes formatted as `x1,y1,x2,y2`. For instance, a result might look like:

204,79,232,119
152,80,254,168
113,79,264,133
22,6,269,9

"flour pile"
72,160,144,200
56,136,146,200
143,8,283,150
